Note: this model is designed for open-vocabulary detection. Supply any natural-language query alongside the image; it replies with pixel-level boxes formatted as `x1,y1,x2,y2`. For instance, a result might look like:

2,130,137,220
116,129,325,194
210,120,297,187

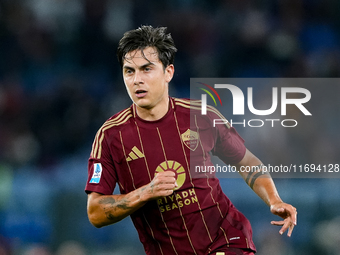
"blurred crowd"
0,0,340,254
1,0,340,166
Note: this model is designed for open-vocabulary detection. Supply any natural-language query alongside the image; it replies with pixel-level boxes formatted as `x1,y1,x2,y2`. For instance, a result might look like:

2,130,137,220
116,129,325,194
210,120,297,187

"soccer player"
85,26,297,255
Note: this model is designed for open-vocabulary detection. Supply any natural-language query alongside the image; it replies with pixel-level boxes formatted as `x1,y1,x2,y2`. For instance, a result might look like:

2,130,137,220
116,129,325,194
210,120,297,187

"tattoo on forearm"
105,211,116,221
98,196,133,220
244,164,270,189
98,197,115,206
149,179,156,194
245,170,254,185
249,172,265,189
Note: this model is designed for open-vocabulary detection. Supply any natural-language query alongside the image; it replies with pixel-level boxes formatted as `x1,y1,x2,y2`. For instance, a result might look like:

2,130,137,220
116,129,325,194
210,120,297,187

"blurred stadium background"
0,0,340,254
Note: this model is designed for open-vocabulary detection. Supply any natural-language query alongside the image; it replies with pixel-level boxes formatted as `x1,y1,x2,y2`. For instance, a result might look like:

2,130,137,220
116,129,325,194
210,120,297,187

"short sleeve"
207,107,246,164
85,133,117,195
212,124,246,164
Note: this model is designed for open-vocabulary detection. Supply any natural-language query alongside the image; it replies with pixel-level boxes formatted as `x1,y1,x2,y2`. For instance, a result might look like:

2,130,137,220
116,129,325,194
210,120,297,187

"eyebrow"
123,62,155,71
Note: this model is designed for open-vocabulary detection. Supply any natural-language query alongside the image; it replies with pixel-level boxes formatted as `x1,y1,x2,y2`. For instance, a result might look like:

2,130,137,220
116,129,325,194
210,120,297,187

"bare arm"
87,171,177,228
235,149,297,236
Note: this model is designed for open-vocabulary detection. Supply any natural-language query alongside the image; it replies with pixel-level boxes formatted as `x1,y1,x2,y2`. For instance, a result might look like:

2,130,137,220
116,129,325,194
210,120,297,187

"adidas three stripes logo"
126,146,145,162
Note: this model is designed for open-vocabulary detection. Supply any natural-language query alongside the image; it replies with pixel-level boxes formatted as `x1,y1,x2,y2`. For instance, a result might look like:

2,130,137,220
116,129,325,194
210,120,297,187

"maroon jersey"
85,97,256,254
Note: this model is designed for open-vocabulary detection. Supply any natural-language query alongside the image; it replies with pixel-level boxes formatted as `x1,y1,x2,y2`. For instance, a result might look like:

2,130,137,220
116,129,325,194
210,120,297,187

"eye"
124,69,134,75
144,66,151,72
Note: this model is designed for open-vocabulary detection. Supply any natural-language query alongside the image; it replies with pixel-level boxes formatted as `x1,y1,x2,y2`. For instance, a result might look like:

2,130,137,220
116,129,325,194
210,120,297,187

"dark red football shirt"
85,97,256,255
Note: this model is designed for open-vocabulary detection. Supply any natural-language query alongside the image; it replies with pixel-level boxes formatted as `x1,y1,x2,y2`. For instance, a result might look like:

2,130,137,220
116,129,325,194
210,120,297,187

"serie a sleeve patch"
89,163,103,184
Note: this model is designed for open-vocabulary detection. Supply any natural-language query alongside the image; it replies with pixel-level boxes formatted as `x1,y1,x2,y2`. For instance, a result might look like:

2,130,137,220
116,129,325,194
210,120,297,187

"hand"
141,171,178,201
270,202,297,237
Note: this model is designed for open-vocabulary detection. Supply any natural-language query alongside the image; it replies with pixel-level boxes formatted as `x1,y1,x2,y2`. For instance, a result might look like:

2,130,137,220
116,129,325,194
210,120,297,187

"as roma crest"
181,129,199,151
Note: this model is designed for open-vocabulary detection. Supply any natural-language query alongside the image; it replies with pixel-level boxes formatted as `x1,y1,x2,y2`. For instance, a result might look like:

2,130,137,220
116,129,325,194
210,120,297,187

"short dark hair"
117,25,177,69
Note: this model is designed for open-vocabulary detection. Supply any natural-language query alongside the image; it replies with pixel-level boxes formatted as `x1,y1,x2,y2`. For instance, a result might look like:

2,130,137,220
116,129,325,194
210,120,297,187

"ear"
165,64,175,83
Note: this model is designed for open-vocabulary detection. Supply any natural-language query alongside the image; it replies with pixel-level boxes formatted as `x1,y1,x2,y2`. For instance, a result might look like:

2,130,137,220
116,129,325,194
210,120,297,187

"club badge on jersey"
90,163,103,184
181,129,199,151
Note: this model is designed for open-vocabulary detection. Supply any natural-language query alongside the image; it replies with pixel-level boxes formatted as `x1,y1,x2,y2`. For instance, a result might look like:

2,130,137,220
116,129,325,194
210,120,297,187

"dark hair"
117,25,177,69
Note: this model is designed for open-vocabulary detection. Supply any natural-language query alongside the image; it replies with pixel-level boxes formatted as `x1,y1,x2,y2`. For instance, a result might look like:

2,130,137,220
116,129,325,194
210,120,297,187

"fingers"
281,204,297,225
279,219,295,237
273,207,285,214
270,220,285,226
154,171,177,186
155,188,175,197
271,218,296,237
149,171,178,198
153,180,177,192
270,203,297,237
156,170,176,177
291,207,297,225
287,223,295,237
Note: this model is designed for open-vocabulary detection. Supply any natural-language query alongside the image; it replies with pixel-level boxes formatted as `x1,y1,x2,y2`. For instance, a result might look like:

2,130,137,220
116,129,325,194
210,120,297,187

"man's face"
122,47,174,111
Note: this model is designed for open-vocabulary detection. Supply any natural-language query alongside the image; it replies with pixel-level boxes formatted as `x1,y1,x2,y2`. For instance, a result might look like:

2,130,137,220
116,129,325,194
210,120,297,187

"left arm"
235,149,297,237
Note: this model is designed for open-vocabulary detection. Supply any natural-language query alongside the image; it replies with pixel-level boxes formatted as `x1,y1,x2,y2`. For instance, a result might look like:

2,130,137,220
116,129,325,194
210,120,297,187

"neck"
135,97,170,121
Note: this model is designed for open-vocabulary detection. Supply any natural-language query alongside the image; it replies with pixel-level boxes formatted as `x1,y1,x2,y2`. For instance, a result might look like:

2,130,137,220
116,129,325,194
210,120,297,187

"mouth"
135,89,148,98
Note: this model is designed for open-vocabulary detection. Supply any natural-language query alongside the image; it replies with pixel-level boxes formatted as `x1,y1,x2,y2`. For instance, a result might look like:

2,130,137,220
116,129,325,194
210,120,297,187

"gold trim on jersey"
156,126,196,255
121,120,167,255
174,104,224,243
157,207,179,255
134,121,152,181
132,103,136,118
91,108,133,159
119,130,136,190
156,127,168,161
174,98,231,129
142,213,164,255
194,115,224,219
173,110,213,248
131,121,179,254
220,227,230,247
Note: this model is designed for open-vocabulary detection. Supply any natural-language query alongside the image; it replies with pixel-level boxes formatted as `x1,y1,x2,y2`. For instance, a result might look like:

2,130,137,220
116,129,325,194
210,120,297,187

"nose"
133,70,143,85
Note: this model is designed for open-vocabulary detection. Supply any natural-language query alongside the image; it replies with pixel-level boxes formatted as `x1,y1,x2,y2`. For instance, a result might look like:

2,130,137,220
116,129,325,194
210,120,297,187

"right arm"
87,171,177,228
